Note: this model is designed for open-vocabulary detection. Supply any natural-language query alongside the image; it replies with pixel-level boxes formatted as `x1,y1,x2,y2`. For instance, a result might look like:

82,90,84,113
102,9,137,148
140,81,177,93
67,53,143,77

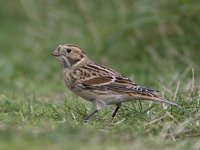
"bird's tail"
151,97,181,108
128,92,181,108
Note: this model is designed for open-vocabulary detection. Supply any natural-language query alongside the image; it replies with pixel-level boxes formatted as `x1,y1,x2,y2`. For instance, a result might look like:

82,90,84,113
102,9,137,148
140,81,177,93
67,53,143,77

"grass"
0,0,200,149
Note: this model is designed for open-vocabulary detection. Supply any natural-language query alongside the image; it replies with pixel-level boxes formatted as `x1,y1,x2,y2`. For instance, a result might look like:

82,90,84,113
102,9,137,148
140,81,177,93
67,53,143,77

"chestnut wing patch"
81,76,160,93
81,76,113,86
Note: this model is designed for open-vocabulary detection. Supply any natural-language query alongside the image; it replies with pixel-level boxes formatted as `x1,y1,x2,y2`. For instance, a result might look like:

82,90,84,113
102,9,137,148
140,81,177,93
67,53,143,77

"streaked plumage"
52,44,180,120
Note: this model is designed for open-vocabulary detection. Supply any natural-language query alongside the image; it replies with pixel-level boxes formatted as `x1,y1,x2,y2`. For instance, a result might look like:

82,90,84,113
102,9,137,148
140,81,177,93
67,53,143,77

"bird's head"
52,44,89,68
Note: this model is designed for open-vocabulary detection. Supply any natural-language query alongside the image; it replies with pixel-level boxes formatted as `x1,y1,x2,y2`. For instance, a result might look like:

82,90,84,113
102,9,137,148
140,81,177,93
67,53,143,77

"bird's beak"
52,50,61,57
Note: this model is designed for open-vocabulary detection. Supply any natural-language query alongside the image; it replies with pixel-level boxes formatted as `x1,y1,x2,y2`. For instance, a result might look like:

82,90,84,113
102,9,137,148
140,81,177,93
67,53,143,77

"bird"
52,44,180,120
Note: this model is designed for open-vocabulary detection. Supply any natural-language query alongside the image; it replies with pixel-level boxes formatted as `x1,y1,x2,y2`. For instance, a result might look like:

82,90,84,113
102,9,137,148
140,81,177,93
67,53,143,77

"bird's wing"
77,63,181,108
81,75,159,93
78,64,159,93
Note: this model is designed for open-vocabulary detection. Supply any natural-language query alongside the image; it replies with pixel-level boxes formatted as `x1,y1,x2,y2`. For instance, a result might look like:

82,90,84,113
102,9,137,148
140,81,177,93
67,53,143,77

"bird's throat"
61,58,69,68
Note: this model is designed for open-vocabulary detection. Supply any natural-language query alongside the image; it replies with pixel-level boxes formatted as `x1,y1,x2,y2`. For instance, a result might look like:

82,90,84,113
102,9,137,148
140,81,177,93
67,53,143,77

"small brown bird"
52,44,180,120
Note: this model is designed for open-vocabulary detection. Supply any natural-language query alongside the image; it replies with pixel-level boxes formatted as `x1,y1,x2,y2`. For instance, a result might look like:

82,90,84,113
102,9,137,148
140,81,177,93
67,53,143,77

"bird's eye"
66,48,72,53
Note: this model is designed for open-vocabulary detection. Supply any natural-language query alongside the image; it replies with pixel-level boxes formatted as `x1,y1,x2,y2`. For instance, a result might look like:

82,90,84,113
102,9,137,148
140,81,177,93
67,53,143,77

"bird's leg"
83,109,98,121
83,100,106,121
112,103,122,118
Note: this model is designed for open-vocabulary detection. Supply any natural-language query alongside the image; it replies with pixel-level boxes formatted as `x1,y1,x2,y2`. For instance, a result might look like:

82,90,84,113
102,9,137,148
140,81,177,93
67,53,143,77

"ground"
0,1,200,150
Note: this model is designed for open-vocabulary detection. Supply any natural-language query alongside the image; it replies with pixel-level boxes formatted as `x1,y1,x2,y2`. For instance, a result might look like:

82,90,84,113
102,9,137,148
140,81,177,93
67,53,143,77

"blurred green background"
0,0,200,150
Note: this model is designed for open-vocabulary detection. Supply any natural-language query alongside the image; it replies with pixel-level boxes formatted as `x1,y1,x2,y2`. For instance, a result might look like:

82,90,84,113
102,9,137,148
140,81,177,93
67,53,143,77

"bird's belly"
71,88,126,104
64,81,91,101
77,92,99,103
70,88,97,102
65,81,128,104
103,95,125,105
